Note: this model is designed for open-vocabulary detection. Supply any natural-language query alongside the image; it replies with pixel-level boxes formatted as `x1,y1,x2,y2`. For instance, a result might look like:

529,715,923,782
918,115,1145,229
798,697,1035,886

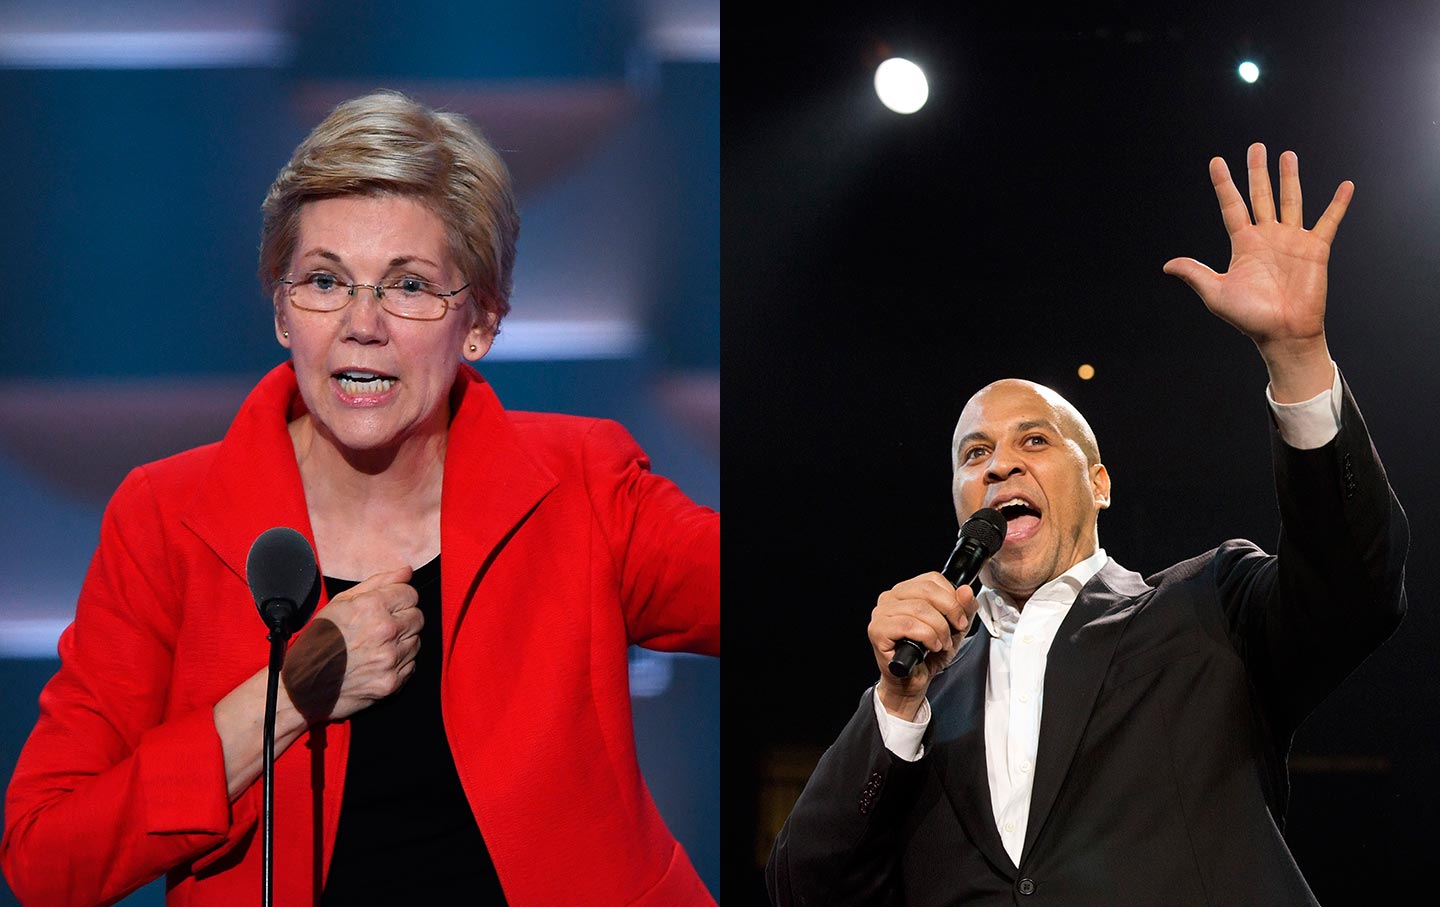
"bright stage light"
1238,61,1260,83
875,57,929,114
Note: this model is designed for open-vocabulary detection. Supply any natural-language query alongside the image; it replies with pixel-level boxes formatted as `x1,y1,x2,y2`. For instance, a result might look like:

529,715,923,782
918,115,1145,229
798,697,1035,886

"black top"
321,555,507,905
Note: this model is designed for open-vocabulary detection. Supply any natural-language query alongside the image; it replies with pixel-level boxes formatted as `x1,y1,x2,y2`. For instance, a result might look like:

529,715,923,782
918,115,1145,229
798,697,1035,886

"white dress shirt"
873,365,1343,866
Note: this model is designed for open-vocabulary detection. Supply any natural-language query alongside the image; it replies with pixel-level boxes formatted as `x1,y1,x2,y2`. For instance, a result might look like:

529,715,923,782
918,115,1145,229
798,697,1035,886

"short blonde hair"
258,90,519,331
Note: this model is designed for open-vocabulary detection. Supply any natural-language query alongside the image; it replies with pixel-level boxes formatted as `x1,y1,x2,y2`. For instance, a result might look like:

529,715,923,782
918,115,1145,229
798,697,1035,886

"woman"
1,91,719,905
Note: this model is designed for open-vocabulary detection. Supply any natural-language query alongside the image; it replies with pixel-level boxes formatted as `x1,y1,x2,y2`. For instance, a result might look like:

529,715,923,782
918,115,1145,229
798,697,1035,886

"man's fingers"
1312,180,1354,245
1278,149,1303,225
1246,142,1276,224
884,574,974,635
889,572,962,601
939,585,977,636
871,572,979,684
1162,257,1221,303
955,583,979,619
875,604,955,654
1208,156,1252,237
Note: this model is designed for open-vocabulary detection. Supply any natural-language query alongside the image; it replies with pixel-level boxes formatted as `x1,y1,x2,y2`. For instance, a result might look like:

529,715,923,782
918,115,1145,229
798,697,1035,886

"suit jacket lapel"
928,629,1017,877
1020,559,1152,862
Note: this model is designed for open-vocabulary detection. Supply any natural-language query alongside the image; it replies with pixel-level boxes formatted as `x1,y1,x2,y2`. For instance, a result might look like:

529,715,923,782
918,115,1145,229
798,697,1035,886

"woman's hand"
214,566,421,800
290,566,422,723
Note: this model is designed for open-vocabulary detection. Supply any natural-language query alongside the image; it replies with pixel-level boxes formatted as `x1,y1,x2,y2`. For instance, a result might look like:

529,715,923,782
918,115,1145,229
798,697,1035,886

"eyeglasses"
277,272,471,321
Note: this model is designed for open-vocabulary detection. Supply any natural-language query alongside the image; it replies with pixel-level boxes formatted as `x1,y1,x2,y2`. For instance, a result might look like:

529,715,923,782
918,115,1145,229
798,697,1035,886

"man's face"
951,380,1110,604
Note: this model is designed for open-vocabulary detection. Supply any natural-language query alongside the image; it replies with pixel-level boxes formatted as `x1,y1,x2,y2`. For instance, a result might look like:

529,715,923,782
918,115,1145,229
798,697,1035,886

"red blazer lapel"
438,366,558,664
180,363,319,586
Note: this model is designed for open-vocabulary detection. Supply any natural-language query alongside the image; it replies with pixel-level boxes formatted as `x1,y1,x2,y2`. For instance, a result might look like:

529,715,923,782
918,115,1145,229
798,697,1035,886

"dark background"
725,1,1440,902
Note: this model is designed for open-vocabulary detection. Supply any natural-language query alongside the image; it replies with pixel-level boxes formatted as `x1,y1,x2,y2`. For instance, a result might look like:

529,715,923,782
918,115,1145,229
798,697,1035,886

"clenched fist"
283,566,422,724
869,572,978,720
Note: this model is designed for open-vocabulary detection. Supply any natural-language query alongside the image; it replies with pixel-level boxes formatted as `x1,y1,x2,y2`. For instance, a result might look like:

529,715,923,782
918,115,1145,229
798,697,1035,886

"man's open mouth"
993,496,1042,541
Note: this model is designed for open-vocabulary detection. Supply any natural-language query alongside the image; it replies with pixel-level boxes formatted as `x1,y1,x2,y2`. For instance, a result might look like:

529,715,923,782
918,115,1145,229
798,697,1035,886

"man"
766,144,1408,905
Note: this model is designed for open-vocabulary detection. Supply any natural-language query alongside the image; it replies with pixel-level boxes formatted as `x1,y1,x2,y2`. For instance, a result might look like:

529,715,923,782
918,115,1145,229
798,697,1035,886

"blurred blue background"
0,1,718,902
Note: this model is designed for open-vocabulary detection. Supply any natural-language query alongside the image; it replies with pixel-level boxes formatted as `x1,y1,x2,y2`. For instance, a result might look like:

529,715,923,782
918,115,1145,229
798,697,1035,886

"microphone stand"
246,525,318,907
261,603,297,907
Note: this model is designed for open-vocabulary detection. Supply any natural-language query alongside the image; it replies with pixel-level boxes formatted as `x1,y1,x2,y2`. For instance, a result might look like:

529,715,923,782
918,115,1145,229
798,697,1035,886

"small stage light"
1078,364,1096,381
875,57,929,114
1238,61,1260,84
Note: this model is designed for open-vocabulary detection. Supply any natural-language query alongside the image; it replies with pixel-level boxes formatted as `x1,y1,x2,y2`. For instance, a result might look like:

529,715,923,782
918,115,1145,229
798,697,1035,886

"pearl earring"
469,344,477,352
283,331,290,338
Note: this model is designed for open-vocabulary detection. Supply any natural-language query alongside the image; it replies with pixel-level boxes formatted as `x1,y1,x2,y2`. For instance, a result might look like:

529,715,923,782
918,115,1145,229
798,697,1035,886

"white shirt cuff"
872,685,931,762
1266,362,1342,450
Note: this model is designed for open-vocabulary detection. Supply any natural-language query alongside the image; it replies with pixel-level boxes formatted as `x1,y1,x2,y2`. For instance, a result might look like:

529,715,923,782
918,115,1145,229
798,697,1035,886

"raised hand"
1162,143,1350,401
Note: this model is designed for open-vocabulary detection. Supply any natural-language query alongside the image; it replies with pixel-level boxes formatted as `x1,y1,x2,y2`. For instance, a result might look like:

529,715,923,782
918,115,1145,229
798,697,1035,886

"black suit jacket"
768,377,1407,906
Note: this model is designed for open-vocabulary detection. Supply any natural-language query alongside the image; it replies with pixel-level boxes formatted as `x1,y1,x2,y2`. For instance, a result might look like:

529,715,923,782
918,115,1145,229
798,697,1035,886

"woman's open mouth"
332,370,399,401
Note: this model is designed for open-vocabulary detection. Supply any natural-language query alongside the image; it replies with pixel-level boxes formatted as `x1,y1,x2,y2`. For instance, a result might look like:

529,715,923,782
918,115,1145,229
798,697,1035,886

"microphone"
245,527,320,907
246,526,320,637
887,507,1007,678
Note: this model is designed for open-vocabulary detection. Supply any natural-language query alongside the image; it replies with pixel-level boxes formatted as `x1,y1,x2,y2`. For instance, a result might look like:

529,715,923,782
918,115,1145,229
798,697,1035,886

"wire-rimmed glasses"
277,272,471,321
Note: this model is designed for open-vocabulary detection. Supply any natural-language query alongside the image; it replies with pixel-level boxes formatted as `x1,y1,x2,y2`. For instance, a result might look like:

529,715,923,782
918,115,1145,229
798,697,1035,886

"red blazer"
2,363,720,906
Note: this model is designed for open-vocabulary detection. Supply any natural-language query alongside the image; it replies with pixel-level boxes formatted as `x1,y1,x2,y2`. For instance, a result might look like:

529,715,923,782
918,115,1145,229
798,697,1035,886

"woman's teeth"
337,375,395,395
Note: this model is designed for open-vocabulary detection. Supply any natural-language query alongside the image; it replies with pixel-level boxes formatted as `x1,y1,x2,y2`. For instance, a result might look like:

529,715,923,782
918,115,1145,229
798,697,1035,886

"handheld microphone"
887,507,1007,678
245,526,320,907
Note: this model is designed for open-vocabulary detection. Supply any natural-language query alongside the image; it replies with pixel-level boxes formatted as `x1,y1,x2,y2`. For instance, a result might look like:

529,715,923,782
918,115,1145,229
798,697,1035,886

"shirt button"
1018,692,1030,703
1022,634,1034,645
1018,878,1036,896
1020,759,1032,773
1003,821,1015,833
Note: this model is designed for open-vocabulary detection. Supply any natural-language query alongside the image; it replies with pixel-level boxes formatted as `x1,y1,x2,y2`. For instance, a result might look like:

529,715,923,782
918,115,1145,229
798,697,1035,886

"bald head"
952,379,1101,471
950,378,1111,605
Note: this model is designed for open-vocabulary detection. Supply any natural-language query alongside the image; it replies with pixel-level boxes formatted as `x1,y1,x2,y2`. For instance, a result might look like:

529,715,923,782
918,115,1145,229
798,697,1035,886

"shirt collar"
975,547,1109,638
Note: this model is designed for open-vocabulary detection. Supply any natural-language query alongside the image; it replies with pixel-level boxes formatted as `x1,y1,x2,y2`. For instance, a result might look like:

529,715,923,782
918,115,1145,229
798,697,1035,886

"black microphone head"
246,527,320,634
961,507,1007,556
